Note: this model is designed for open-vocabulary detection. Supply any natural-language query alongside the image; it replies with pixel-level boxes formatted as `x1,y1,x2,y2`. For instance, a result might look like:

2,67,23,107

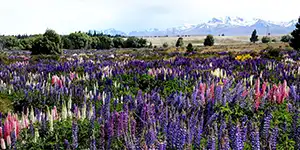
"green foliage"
61,35,72,49
261,36,271,43
290,17,300,51
186,43,194,53
68,32,90,49
31,29,62,55
281,35,292,43
262,46,283,60
175,37,184,47
271,39,277,43
250,29,259,43
20,38,35,50
112,37,124,48
203,34,214,46
2,36,21,50
124,37,147,48
163,42,169,48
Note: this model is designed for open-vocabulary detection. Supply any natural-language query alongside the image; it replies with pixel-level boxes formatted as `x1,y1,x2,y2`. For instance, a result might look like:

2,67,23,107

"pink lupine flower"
199,83,206,103
70,72,76,80
51,75,60,85
210,83,215,101
0,138,5,149
261,82,267,96
254,79,261,110
0,127,2,138
242,89,248,97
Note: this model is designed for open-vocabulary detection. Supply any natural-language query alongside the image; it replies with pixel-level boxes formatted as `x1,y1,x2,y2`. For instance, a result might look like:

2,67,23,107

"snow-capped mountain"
94,16,297,36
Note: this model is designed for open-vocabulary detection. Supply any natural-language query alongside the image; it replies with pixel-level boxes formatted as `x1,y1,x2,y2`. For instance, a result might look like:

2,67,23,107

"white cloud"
0,0,299,34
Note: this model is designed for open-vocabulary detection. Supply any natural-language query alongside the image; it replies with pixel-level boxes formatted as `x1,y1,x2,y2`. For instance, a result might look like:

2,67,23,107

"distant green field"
145,35,283,46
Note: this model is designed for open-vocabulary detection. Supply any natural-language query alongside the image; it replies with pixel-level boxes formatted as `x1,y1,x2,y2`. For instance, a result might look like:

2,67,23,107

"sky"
0,0,299,35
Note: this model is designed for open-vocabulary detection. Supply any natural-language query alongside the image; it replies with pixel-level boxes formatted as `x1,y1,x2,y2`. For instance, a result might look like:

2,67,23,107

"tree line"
0,30,149,54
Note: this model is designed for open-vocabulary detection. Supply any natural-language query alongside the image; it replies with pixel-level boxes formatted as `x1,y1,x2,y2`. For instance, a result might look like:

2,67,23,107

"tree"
112,37,124,48
97,36,113,49
204,35,214,46
261,36,271,43
124,37,139,48
175,37,184,47
3,36,20,50
290,17,300,50
61,35,72,49
68,32,90,49
163,42,169,48
280,35,292,43
30,29,62,55
186,43,194,53
250,29,259,43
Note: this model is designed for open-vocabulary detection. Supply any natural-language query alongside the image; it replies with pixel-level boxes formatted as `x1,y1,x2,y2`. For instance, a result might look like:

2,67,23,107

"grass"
145,35,284,46
0,93,13,113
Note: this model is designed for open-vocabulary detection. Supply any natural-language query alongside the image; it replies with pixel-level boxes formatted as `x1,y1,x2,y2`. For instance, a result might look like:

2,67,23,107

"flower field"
0,51,299,150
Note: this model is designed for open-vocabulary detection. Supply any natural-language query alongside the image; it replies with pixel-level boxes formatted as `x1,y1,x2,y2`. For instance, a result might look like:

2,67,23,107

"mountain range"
94,16,297,36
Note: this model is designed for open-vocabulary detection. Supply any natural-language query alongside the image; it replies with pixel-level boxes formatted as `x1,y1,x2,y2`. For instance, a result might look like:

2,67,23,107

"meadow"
0,41,299,150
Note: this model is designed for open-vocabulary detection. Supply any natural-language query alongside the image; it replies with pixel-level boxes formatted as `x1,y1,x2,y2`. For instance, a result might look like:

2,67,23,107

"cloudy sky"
0,0,299,35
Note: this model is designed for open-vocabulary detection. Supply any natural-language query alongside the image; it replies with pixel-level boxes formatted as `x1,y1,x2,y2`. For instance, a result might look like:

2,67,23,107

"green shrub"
163,42,169,48
280,35,292,43
261,36,271,43
175,37,184,47
250,29,259,43
186,43,194,53
31,29,62,55
204,35,214,46
271,39,277,42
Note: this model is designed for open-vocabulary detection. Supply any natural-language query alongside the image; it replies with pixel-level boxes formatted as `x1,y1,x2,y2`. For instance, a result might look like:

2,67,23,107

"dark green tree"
280,35,292,43
186,43,194,53
30,29,62,55
290,17,300,51
112,37,124,48
68,32,90,49
4,36,20,50
250,29,259,43
204,34,214,46
175,37,184,47
163,42,169,48
261,36,271,43
97,36,113,49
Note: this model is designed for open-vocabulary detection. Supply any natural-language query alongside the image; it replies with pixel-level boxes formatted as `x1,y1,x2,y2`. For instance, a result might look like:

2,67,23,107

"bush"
68,32,91,49
30,29,62,55
280,35,292,43
113,37,124,48
271,39,277,43
175,37,184,47
186,43,194,53
261,46,283,60
163,42,169,48
261,36,271,43
204,35,214,46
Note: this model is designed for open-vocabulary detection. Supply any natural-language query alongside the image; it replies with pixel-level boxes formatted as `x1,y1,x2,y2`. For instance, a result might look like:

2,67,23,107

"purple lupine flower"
269,126,278,150
175,126,187,150
262,113,272,139
72,120,78,149
11,130,16,150
158,141,167,150
29,121,34,136
194,114,203,149
220,129,230,150
250,124,260,150
235,123,244,150
130,117,136,136
290,86,299,104
241,116,248,142
145,127,156,147
99,125,105,150
215,85,223,104
64,139,71,150
229,120,236,149
218,119,227,150
207,129,216,150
